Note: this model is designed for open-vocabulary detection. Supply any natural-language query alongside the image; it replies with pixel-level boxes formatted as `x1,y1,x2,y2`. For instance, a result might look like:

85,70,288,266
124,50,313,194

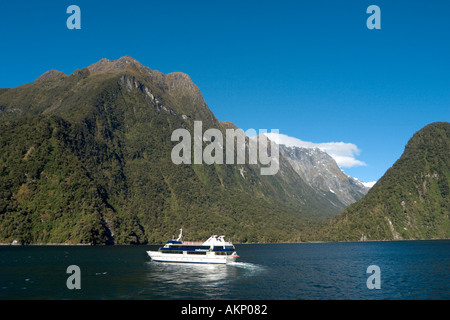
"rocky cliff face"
280,145,369,208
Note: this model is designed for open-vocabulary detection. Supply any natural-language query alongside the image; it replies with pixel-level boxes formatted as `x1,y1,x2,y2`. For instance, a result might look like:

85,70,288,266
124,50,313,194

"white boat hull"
147,250,236,264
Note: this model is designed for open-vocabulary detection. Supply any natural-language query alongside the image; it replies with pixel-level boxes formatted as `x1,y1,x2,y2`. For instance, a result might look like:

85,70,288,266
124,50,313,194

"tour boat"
147,229,239,264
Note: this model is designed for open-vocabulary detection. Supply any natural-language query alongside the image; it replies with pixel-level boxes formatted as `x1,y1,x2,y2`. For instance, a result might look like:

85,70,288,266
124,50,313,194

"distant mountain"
313,122,450,241
0,56,350,244
279,145,369,208
359,180,377,189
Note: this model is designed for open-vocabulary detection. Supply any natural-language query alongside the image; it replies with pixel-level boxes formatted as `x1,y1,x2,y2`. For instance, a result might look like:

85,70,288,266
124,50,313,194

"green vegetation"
0,57,338,244
310,122,450,241
1,57,447,244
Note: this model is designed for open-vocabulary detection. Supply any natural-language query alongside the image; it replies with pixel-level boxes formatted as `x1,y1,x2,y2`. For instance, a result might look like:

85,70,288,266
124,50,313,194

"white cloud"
362,181,377,188
264,132,367,168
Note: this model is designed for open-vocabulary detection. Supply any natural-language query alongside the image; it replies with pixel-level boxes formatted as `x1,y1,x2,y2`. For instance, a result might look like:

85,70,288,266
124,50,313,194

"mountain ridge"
3,56,445,244
279,144,369,208
0,56,350,244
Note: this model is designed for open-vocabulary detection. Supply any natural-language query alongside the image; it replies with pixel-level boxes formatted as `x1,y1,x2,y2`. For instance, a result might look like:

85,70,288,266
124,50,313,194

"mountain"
0,56,348,244
279,144,369,208
313,122,450,241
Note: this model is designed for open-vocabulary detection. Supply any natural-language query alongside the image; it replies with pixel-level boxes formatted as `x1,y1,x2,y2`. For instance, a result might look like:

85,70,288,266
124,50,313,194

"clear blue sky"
1,0,449,182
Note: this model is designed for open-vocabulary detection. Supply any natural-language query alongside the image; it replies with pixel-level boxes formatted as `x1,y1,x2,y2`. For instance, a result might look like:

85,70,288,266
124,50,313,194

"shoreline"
0,243,93,246
1,238,449,246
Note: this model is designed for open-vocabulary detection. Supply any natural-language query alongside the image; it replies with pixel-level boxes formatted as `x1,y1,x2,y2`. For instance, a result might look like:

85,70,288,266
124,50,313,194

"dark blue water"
1,241,449,300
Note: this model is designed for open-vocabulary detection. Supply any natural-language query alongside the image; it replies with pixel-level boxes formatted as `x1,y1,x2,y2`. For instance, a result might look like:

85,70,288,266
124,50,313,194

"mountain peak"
86,56,147,75
165,71,198,95
279,144,368,207
34,69,66,82
84,57,198,95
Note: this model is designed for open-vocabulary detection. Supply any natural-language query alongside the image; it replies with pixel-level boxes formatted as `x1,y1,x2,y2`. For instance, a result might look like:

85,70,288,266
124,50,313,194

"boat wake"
228,261,266,277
